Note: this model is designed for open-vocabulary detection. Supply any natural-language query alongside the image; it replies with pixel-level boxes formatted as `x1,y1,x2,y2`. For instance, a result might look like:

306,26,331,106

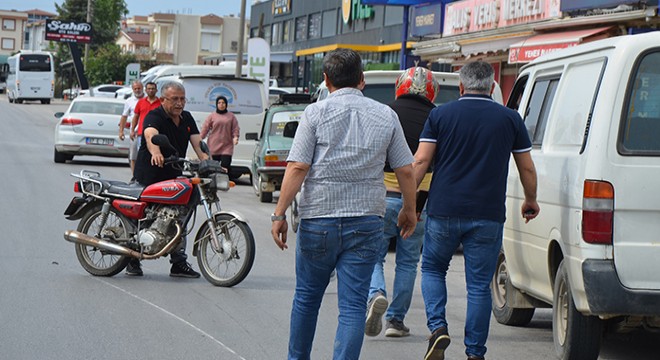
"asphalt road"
0,97,656,359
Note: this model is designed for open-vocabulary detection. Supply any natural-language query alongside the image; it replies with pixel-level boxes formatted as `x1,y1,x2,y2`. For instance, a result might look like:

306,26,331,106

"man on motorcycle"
129,81,209,278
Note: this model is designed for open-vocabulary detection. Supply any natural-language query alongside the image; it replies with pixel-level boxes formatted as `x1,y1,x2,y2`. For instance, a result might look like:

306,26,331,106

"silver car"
53,97,129,163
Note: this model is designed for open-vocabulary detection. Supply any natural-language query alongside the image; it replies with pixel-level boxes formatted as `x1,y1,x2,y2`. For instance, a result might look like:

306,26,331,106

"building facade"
250,0,412,90
23,9,56,51
0,9,28,56
412,0,660,102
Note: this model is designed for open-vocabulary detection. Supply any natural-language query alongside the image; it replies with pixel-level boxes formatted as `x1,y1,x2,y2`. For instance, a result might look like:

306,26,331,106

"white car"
53,97,130,163
79,84,126,98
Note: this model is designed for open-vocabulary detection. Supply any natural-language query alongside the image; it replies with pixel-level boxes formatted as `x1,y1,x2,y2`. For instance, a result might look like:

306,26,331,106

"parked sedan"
79,84,127,98
53,97,129,163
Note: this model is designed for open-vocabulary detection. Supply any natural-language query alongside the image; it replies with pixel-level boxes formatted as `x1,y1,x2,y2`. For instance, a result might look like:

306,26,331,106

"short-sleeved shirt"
133,106,200,186
287,87,414,219
133,97,162,135
122,94,141,119
419,94,532,223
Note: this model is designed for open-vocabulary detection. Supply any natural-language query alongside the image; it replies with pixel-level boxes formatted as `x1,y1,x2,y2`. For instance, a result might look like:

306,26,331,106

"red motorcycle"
63,135,255,287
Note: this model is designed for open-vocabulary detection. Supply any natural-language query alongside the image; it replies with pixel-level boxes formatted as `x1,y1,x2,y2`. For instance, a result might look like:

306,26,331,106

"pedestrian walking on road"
413,60,540,360
118,81,144,176
200,96,239,177
270,48,418,360
365,66,438,339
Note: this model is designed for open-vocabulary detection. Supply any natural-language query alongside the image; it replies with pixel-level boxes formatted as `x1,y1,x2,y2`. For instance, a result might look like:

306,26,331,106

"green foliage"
85,43,137,85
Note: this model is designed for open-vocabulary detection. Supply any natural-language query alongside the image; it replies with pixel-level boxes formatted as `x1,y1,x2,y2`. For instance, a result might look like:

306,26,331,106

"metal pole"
400,5,409,70
235,0,247,78
84,0,92,67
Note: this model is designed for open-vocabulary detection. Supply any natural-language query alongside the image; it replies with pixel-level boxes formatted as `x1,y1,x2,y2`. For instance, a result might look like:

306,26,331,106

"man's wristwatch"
271,213,286,222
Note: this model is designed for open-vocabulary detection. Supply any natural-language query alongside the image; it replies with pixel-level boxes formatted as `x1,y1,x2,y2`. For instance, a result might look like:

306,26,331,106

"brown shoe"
424,327,450,360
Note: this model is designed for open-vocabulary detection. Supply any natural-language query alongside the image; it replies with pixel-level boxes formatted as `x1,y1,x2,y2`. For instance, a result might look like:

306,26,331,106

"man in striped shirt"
271,48,418,360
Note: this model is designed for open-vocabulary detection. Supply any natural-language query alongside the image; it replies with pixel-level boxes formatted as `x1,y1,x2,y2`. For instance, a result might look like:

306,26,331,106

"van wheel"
16,98,23,104
41,99,51,104
491,251,535,326
8,96,14,103
553,260,602,360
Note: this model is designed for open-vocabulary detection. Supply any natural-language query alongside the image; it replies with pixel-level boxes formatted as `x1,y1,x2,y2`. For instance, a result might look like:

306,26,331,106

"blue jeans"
369,197,424,322
288,216,383,360
421,216,503,359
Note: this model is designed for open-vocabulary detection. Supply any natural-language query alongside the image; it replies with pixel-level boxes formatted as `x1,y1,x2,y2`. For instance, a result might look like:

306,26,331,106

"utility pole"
235,0,246,78
84,0,92,67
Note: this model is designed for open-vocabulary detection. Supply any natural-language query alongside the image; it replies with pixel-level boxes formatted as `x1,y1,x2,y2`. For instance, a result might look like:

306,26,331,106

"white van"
491,31,660,360
154,74,268,179
116,62,245,99
313,69,504,106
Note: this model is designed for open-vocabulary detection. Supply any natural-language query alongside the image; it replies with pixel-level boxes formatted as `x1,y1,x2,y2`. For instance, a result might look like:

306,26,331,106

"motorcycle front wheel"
196,214,255,287
75,204,132,276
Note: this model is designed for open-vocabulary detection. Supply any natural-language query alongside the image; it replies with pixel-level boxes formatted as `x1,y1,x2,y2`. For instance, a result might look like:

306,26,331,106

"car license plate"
86,137,114,146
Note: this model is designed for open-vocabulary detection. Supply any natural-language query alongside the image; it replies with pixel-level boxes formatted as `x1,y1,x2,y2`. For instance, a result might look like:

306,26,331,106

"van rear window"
362,84,459,107
620,51,660,154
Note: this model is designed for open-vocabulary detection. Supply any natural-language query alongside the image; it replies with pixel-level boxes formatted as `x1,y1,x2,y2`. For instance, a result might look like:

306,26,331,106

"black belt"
386,191,402,199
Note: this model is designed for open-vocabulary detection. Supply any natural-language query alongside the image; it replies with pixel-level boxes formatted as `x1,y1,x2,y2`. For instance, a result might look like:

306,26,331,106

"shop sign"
443,0,561,36
272,0,291,15
412,3,443,37
45,19,93,43
508,42,575,63
342,0,374,24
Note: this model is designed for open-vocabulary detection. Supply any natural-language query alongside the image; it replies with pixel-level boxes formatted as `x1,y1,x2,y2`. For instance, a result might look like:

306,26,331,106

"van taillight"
582,180,614,244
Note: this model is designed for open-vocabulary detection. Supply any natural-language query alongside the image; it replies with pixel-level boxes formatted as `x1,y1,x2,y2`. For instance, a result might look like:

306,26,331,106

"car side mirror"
283,121,299,138
54,112,64,118
245,132,258,141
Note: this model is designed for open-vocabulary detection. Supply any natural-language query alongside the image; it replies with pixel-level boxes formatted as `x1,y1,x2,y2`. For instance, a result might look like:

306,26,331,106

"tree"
85,44,137,85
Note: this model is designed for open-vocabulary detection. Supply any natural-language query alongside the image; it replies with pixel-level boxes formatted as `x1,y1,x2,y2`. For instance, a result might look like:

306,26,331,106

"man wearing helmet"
365,66,438,338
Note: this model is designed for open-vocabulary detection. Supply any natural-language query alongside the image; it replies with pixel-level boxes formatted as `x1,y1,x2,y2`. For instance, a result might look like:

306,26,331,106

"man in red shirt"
131,82,162,154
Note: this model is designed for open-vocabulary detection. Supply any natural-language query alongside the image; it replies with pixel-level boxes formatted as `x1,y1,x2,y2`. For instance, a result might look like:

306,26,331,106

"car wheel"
553,260,602,360
257,175,272,203
54,148,69,163
491,250,535,326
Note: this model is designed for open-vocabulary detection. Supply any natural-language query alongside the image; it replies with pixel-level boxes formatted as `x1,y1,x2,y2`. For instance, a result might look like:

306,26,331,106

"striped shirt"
288,87,414,218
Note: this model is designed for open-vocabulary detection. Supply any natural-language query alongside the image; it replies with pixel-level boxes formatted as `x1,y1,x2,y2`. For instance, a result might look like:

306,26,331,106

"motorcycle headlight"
212,173,230,192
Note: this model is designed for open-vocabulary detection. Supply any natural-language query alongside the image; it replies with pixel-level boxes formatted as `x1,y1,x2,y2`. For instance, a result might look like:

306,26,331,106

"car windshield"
270,111,303,136
70,101,124,115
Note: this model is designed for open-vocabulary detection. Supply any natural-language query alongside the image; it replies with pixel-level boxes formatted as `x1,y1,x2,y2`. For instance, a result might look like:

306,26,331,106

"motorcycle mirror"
283,121,299,138
200,140,210,155
151,134,171,147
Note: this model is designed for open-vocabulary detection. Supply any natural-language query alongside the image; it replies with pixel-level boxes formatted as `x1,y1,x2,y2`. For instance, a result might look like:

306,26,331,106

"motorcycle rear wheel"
75,204,132,276
196,214,255,287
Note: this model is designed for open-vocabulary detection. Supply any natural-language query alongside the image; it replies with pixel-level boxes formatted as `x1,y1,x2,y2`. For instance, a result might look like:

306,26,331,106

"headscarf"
216,96,228,114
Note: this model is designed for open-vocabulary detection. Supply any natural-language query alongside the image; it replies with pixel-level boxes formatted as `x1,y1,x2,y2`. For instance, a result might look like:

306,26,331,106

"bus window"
19,55,52,72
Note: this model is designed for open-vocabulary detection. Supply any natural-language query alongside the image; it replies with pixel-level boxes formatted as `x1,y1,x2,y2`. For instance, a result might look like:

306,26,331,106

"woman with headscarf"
201,96,240,176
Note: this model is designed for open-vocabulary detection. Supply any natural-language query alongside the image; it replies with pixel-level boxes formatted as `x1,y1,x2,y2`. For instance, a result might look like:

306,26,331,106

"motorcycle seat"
103,180,144,200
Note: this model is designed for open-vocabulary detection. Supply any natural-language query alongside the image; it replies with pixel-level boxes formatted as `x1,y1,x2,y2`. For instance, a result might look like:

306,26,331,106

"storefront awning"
508,26,613,63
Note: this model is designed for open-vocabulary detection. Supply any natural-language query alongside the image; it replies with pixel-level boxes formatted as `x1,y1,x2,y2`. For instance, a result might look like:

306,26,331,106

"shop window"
308,13,321,40
295,16,307,42
322,10,336,38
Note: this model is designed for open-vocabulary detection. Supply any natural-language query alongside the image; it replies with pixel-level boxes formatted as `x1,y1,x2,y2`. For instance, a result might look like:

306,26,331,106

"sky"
1,0,251,18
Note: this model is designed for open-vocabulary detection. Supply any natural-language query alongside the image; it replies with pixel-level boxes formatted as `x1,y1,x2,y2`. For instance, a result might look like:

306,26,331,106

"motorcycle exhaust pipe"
63,224,182,260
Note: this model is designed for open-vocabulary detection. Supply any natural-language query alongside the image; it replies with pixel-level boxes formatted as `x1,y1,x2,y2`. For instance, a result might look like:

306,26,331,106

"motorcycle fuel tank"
139,179,193,205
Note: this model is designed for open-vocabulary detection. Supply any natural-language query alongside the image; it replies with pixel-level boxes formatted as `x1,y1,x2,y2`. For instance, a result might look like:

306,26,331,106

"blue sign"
561,0,657,12
411,3,442,37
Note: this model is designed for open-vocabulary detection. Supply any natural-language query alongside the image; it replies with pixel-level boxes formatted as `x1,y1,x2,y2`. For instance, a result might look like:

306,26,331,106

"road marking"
96,277,246,360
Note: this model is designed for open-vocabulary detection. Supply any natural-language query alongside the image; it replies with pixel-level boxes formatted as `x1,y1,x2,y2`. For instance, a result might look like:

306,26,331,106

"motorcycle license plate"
86,137,114,146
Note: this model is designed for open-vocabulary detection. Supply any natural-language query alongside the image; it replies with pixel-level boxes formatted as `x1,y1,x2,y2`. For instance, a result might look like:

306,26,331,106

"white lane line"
96,277,246,360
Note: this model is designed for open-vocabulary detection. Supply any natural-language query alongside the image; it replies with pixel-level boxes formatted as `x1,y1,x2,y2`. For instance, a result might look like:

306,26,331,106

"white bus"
7,50,55,104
